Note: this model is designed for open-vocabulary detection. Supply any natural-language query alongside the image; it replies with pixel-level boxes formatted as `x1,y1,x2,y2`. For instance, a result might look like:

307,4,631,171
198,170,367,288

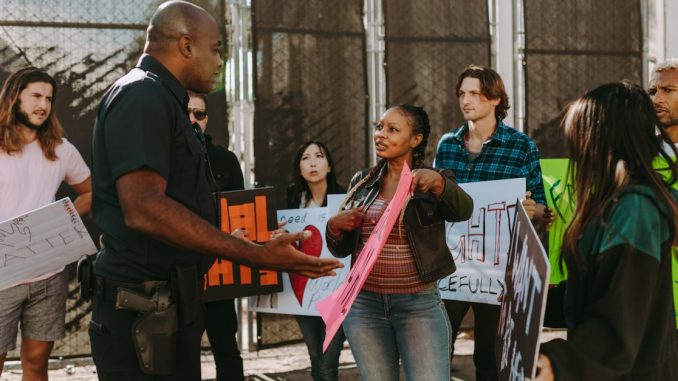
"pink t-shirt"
0,138,90,283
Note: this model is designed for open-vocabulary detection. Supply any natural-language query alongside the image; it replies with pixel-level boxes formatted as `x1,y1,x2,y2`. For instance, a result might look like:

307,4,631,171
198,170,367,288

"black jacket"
326,165,473,283
205,134,244,192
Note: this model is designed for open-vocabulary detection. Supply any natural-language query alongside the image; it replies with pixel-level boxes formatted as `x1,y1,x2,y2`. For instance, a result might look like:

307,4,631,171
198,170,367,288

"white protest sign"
438,178,526,305
250,194,351,316
0,198,97,291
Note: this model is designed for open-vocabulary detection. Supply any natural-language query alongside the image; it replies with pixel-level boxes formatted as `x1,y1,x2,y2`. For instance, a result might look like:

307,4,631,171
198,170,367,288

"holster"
131,304,178,375
170,264,198,326
113,282,178,375
76,254,96,301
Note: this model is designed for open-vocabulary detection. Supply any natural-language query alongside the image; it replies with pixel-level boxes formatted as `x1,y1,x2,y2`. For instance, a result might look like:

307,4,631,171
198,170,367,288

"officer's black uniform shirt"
92,54,217,282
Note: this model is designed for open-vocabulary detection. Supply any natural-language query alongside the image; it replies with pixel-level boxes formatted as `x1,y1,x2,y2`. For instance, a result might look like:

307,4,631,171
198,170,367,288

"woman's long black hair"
561,81,678,269
288,140,343,208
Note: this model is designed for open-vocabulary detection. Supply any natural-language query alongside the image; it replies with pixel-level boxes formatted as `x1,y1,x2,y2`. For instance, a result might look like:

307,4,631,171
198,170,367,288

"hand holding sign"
0,198,97,291
327,208,368,237
261,231,343,279
412,168,445,196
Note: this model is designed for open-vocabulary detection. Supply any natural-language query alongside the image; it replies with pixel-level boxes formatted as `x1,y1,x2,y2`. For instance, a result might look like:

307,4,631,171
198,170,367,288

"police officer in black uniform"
89,2,342,380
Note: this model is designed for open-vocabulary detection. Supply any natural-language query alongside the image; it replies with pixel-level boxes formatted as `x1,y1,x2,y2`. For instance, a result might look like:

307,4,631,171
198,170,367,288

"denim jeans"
295,315,346,381
343,288,451,381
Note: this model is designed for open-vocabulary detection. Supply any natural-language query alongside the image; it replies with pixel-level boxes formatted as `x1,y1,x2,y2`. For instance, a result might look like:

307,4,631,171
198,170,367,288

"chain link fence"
384,0,491,164
1,0,647,357
251,0,367,347
0,0,226,358
523,0,642,158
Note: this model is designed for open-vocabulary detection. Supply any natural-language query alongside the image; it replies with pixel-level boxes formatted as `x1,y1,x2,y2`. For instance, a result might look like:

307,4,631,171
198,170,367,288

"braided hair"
396,104,431,170
341,104,431,209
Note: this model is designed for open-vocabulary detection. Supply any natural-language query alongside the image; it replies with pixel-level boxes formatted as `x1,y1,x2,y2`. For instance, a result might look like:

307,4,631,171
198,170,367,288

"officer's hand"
327,208,369,237
231,228,248,240
412,169,444,197
270,220,288,240
260,230,343,278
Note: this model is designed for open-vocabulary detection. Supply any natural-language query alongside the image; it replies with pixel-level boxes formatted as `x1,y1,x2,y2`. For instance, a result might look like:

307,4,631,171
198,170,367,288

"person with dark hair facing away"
187,90,245,381
89,1,342,379
434,65,552,381
326,105,473,380
286,140,346,381
532,82,678,380
0,67,92,379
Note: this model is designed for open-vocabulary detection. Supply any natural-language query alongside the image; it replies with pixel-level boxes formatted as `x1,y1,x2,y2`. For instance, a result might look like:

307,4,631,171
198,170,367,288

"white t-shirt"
0,138,90,283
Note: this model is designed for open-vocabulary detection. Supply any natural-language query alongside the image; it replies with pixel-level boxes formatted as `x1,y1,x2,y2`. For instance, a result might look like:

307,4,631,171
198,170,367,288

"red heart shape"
290,225,322,306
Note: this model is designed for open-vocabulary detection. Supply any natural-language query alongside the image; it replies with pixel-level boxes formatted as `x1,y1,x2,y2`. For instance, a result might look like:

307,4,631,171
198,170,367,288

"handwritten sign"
0,198,97,291
496,201,550,381
317,164,413,352
652,155,678,326
250,197,352,316
540,159,572,285
438,178,525,305
203,188,282,302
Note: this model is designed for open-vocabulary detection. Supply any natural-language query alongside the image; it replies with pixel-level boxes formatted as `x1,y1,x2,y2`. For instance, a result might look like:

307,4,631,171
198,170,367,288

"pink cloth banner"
316,163,414,352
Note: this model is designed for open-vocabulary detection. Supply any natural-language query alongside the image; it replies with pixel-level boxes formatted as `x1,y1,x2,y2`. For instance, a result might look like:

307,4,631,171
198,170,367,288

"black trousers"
445,300,500,381
89,296,205,381
205,299,244,381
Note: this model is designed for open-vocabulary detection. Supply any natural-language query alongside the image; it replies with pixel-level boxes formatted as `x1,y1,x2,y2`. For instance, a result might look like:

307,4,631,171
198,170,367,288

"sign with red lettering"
203,188,282,302
438,178,526,305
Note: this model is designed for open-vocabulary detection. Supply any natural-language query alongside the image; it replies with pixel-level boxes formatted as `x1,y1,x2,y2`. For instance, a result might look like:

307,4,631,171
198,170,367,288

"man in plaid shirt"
434,65,551,381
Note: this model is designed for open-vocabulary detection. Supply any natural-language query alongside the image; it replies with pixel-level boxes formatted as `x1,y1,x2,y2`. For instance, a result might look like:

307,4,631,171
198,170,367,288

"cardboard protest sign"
203,187,282,302
250,195,351,316
540,158,571,285
317,164,413,352
652,155,678,325
438,178,525,305
496,201,550,381
0,198,97,291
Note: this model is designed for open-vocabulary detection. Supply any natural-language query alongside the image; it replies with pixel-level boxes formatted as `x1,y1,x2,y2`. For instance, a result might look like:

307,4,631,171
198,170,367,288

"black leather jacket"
326,165,473,283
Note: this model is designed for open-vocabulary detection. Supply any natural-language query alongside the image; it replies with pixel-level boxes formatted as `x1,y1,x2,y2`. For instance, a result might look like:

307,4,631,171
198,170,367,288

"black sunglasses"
188,108,208,121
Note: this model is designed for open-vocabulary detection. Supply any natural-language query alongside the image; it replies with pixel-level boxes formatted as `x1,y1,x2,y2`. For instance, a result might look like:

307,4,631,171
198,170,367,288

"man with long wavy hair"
0,67,92,380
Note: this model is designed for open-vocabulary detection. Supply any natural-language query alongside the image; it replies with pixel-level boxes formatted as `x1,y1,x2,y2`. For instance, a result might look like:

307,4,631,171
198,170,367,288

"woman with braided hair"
326,104,473,380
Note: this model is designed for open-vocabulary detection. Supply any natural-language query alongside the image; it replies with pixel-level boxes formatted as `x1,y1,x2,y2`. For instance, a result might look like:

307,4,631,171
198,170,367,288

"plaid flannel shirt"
434,120,546,205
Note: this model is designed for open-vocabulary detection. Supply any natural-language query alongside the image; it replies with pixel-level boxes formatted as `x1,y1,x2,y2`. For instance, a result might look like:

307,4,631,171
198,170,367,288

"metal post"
488,0,498,70
363,0,386,166
665,0,678,57
513,0,526,132
495,0,517,129
642,0,650,86
224,0,256,353
226,0,255,188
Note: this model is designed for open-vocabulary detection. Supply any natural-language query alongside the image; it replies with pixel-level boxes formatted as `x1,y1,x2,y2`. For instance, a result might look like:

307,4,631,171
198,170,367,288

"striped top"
359,196,434,294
